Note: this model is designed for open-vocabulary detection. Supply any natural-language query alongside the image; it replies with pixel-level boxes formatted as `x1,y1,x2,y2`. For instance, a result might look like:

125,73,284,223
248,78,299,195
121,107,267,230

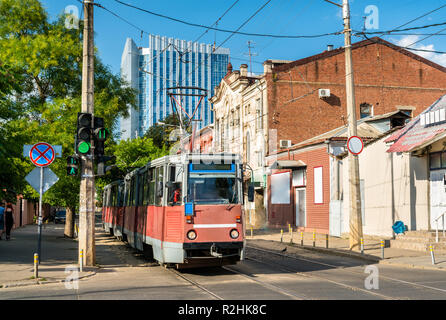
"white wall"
341,136,429,237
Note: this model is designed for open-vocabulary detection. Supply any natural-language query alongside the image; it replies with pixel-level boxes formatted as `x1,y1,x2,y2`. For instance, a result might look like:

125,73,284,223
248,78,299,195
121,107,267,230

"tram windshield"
188,176,238,204
187,162,239,204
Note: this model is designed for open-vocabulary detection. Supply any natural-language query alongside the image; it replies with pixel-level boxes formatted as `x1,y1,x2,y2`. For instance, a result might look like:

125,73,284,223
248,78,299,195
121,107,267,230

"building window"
257,151,263,167
234,107,240,140
246,131,251,164
314,167,323,204
292,169,306,187
271,172,290,204
256,98,263,131
360,103,373,119
430,152,446,170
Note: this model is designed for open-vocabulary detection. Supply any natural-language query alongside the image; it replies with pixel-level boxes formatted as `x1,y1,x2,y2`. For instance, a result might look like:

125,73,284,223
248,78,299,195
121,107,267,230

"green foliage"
0,0,137,208
114,137,168,171
144,114,190,149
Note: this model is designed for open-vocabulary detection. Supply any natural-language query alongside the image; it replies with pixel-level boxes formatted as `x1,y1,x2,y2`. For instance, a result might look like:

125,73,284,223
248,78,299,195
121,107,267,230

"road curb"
0,270,97,289
378,260,446,272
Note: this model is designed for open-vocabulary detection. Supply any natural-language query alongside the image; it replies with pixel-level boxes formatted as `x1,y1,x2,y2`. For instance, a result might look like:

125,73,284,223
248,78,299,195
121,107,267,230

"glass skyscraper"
119,35,230,140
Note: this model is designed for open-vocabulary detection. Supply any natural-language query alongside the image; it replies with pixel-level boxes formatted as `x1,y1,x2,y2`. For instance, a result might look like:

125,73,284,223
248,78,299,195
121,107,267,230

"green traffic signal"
67,155,80,176
78,141,90,154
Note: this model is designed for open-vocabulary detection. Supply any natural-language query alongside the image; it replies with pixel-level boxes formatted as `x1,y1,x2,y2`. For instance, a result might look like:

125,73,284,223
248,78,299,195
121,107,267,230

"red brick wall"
268,146,330,232
267,41,446,147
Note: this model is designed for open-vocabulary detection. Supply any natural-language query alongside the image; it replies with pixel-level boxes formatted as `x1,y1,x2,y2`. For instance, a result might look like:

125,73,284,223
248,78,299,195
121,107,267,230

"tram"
102,153,252,268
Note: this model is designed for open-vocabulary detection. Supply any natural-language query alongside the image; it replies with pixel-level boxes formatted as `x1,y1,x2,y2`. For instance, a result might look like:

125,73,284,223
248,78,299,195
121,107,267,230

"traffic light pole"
79,0,95,266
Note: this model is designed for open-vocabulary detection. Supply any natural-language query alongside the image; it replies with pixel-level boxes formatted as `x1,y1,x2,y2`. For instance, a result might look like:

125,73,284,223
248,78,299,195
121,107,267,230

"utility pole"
244,41,258,76
343,0,363,250
79,0,96,266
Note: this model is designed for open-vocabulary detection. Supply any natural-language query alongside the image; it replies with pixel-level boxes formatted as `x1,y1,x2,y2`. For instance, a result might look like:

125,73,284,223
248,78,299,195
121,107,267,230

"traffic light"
67,155,80,176
96,155,115,176
93,116,109,156
76,112,92,155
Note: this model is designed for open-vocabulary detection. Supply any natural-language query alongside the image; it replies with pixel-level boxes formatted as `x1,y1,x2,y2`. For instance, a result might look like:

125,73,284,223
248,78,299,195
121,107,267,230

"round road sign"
347,136,364,155
29,142,55,167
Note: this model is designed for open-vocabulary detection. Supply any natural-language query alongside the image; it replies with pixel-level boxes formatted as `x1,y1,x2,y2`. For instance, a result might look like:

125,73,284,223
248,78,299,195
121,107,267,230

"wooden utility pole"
79,0,96,266
343,0,363,250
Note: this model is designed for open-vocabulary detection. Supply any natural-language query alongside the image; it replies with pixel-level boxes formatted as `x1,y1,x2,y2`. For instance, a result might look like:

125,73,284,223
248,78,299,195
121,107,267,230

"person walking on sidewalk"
5,203,14,241
0,204,4,240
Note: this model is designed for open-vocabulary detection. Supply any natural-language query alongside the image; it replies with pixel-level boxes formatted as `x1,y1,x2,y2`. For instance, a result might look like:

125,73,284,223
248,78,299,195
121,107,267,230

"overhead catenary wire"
355,3,446,55
151,0,277,96
112,0,342,39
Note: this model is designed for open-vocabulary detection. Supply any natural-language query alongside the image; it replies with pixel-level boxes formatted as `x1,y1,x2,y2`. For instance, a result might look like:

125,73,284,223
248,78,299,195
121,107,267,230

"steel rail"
247,245,446,296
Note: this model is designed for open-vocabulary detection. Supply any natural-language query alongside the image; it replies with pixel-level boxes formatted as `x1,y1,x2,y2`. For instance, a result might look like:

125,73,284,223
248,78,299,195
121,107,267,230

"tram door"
295,188,306,227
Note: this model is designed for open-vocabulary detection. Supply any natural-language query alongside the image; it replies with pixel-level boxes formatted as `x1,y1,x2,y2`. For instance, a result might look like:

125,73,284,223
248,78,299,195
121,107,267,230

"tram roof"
124,153,242,179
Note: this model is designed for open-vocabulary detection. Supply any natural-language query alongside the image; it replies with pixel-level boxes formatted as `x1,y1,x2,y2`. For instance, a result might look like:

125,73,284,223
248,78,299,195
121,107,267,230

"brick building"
265,37,446,151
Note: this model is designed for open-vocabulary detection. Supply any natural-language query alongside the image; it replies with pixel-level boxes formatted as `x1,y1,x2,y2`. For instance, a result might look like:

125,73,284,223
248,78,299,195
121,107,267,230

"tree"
0,0,137,236
144,113,191,149
114,137,167,171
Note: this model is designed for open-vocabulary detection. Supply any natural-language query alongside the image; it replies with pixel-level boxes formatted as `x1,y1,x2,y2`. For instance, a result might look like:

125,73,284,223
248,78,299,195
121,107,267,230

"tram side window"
167,165,182,206
128,177,136,206
104,188,110,207
118,185,124,207
124,182,130,207
155,166,164,206
146,168,155,205
111,186,116,207
142,171,149,206
138,173,145,206
132,176,138,206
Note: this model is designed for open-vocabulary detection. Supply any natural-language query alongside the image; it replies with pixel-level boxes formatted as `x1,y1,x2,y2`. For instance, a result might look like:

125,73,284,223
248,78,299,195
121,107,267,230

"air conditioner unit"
279,140,292,148
318,88,330,98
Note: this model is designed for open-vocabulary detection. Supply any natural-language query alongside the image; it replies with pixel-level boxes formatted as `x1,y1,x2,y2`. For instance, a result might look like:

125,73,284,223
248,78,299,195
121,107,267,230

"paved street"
2,224,446,301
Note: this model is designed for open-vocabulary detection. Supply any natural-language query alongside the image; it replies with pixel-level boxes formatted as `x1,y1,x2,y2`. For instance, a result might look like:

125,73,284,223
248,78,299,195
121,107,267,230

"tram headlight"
230,229,239,239
187,230,197,240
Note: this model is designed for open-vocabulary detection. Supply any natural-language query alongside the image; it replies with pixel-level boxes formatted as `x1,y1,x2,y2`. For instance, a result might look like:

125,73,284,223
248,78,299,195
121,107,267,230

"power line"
357,20,446,35
355,4,446,56
403,26,446,48
378,3,446,36
112,0,342,39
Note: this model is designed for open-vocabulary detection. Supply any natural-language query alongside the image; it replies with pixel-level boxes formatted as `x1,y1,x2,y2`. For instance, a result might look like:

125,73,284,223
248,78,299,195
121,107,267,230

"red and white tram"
102,153,252,268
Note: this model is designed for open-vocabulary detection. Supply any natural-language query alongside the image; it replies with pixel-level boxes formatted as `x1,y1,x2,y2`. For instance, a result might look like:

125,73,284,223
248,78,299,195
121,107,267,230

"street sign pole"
37,166,44,263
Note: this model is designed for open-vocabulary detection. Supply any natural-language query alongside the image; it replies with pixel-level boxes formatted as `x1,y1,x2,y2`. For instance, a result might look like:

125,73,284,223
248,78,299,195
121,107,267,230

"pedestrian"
0,204,4,240
5,203,14,241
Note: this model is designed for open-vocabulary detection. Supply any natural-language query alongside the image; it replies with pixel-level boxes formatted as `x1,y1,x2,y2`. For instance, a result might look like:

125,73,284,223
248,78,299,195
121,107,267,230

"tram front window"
188,176,238,204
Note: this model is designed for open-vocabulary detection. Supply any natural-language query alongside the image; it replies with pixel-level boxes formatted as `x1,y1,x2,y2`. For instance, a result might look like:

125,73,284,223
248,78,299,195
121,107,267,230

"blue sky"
40,0,446,75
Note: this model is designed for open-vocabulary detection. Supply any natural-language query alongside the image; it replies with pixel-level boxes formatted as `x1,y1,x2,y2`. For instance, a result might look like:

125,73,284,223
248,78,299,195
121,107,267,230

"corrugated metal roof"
270,160,306,169
288,117,389,150
386,95,446,153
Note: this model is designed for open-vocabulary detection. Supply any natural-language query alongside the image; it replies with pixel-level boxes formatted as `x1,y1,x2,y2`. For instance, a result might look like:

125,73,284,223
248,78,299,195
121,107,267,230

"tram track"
168,268,225,300
168,264,309,300
246,245,446,297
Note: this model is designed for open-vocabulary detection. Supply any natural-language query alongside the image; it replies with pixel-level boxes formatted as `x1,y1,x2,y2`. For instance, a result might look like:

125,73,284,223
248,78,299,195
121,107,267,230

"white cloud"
394,35,446,67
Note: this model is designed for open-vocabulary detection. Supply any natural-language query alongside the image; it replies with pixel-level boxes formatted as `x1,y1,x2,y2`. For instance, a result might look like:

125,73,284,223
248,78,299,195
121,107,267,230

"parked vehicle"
102,153,254,269
54,210,66,224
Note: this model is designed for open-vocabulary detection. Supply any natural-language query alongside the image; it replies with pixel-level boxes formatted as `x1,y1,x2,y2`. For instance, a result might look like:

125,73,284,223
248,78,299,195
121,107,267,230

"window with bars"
256,98,263,131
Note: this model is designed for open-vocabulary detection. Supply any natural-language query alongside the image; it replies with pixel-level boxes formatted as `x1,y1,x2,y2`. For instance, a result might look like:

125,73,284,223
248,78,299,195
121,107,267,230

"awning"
269,160,306,169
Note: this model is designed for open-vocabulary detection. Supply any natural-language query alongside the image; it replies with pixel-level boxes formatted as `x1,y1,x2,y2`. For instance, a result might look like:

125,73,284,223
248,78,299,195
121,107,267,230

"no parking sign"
29,142,55,167
347,136,364,155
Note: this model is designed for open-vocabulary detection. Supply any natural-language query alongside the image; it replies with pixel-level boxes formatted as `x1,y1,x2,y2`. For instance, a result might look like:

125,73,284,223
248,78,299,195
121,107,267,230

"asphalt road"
2,229,446,301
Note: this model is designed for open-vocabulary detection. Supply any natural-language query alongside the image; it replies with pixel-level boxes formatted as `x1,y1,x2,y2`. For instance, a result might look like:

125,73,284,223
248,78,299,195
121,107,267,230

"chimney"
240,64,248,77
327,44,334,51
263,60,273,74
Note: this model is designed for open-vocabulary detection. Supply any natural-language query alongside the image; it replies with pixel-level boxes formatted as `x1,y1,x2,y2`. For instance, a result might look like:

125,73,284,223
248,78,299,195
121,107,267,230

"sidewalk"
0,224,96,288
247,228,446,272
